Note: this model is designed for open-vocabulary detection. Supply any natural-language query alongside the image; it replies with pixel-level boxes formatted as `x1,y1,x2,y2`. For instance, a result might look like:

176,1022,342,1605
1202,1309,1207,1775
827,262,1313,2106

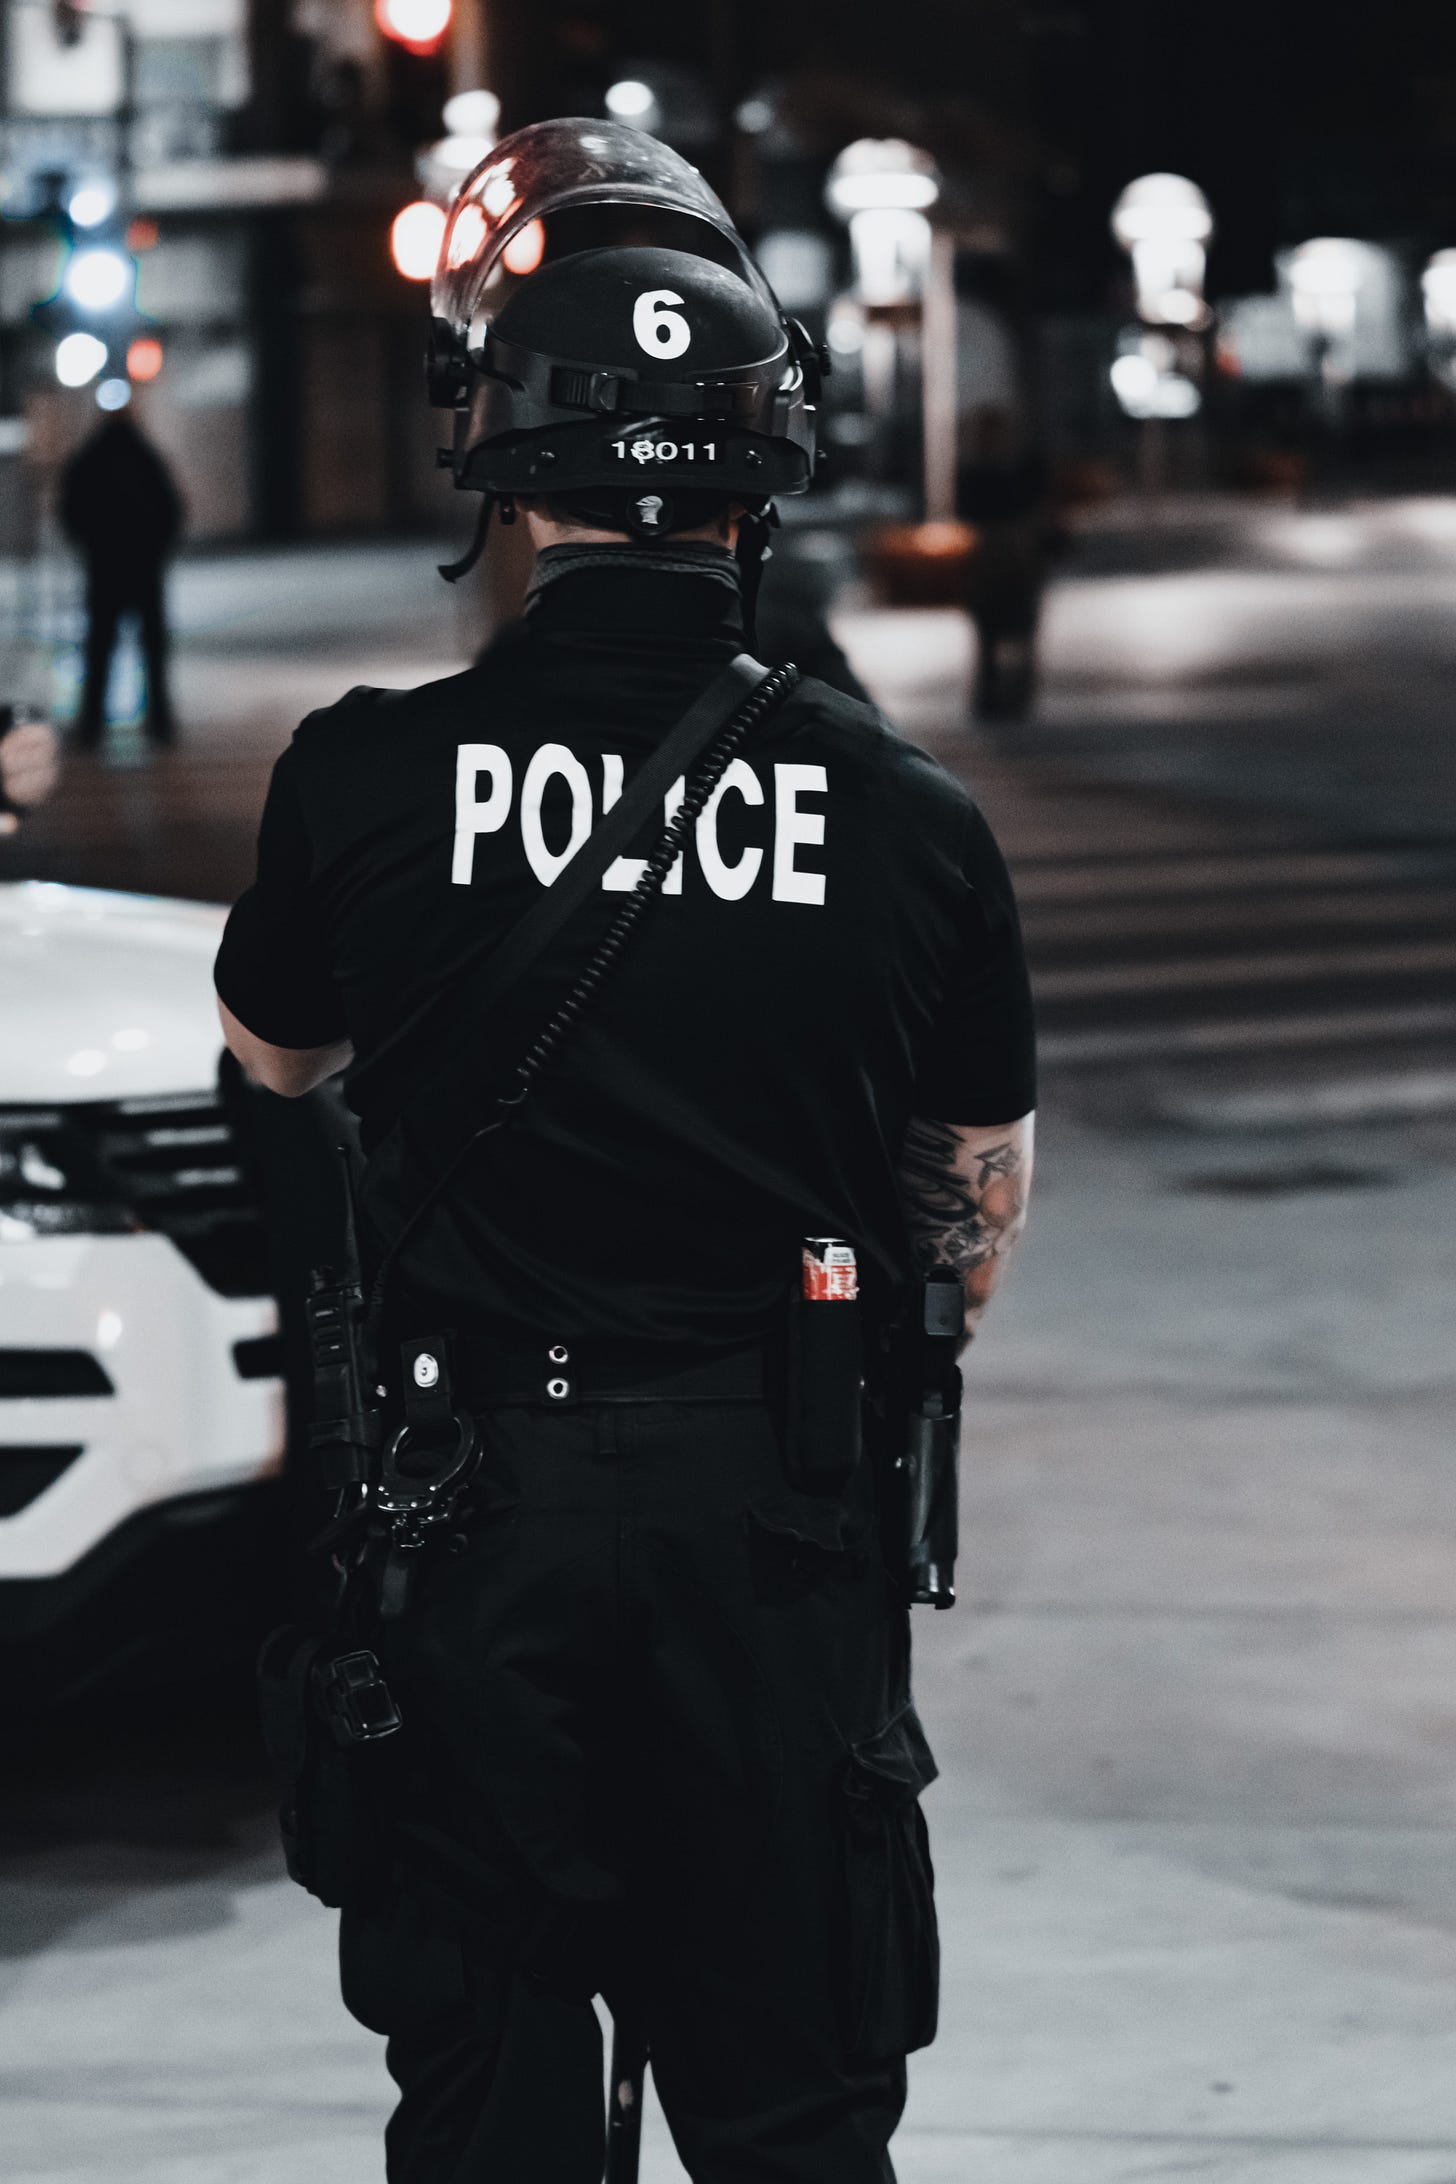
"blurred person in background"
59,410,183,747
957,403,1051,723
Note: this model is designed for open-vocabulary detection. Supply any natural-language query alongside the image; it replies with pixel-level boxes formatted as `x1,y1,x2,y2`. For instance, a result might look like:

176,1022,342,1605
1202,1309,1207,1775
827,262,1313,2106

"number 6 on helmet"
633,289,691,358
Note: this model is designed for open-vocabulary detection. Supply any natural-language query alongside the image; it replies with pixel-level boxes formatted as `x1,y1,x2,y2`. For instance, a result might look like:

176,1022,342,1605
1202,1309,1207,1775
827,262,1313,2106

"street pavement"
849,499,1456,1136
3,504,1455,2182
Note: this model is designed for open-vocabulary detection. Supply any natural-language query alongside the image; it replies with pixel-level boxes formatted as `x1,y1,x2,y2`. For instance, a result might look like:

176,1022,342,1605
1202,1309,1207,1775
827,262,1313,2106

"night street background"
5,0,1456,2176
4,503,1455,2181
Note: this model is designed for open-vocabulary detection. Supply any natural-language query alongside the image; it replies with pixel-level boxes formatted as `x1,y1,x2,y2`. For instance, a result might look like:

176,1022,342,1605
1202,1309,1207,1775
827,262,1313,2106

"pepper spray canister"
802,1237,859,1301
785,1238,863,1491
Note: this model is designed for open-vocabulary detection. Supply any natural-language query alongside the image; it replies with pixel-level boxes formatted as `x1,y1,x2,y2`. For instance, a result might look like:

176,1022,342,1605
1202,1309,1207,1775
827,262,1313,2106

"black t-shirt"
215,549,1035,1352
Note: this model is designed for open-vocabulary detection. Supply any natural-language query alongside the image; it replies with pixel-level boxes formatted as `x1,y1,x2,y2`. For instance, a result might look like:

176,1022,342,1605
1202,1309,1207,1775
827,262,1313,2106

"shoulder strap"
358,656,798,1330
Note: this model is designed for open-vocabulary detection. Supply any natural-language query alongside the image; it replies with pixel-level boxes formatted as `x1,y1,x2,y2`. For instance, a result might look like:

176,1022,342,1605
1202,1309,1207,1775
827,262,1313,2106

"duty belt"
458,1339,774,1410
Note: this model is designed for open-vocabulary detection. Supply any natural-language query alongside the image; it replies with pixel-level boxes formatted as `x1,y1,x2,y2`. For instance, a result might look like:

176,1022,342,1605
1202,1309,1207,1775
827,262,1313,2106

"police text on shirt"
451,742,828,906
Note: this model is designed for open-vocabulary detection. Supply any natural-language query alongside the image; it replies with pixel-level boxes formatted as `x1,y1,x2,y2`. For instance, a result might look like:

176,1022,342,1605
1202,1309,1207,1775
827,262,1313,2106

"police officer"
215,120,1035,2184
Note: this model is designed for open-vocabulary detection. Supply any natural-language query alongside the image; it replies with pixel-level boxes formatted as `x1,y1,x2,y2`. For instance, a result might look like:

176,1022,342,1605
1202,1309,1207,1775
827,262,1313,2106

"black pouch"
256,1625,398,1910
784,1280,864,1492
839,1702,940,2063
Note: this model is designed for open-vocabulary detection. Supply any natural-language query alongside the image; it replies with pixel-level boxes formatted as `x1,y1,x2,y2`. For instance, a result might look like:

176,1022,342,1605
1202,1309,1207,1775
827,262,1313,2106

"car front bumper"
0,1229,284,1581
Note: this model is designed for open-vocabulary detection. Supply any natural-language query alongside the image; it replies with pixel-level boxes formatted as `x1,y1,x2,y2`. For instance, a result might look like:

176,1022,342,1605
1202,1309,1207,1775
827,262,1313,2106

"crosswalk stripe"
1039,1003,1456,1067
1011,849,1449,904
1022,886,1456,948
1154,1069,1456,1130
988,822,1309,862
1033,936,1456,1005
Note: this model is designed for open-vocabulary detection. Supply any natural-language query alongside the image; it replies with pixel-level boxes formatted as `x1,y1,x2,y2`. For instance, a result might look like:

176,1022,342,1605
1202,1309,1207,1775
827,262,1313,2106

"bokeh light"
391,200,446,281
127,336,164,382
55,332,108,387
68,182,116,230
375,0,451,51
605,80,656,120
64,247,131,312
442,89,500,139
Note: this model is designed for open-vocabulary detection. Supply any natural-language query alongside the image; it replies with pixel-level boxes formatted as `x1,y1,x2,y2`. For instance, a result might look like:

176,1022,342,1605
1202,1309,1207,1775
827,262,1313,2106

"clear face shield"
430,117,779,381
425,118,821,608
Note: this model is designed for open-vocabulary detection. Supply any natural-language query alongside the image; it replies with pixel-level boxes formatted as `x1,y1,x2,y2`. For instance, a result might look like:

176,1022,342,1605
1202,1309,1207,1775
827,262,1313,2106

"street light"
1422,248,1456,391
1110,173,1213,329
606,79,656,121
825,140,946,511
34,229,146,387
1288,237,1364,335
55,331,107,387
825,139,940,306
64,245,131,312
825,139,941,216
442,89,499,138
1110,332,1201,420
415,88,499,202
1287,236,1367,423
375,0,452,53
67,181,117,230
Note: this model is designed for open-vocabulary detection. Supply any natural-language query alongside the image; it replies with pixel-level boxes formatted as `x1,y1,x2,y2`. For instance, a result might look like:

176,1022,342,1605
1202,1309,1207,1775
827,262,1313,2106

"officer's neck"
523,510,742,554
525,541,746,647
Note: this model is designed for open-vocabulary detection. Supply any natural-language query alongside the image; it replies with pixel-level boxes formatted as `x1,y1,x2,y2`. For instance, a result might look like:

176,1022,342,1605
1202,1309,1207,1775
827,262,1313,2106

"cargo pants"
338,1394,939,2184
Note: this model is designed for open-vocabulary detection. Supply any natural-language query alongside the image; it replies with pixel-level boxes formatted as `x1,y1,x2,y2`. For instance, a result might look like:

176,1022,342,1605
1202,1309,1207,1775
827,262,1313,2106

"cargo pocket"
339,1887,469,2038
745,1490,868,1610
256,1626,395,1911
839,1702,940,2063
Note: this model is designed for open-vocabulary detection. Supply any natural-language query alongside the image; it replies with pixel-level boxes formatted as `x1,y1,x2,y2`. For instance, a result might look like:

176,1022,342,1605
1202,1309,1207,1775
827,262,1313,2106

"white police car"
0,879,301,1694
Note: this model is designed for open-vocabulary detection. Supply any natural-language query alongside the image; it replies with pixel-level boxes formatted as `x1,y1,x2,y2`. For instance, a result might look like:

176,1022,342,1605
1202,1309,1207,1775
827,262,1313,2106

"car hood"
0,881,226,1104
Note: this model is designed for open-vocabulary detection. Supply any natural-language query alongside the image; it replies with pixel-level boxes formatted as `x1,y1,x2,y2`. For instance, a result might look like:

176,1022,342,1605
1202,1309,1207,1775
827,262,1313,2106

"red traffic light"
127,336,164,382
375,0,452,53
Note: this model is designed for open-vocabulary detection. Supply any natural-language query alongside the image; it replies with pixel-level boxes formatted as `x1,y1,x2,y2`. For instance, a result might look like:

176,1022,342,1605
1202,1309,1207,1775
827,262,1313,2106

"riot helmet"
426,118,823,575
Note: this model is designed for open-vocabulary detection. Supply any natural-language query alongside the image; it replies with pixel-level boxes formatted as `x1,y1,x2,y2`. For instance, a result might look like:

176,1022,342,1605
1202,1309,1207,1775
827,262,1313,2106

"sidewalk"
4,1105,1453,2183
649,1106,1456,2180
879,1106,1456,2184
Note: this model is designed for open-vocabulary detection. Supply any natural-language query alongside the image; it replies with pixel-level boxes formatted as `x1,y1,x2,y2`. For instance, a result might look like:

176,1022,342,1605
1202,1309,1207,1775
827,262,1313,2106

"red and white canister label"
802,1238,859,1302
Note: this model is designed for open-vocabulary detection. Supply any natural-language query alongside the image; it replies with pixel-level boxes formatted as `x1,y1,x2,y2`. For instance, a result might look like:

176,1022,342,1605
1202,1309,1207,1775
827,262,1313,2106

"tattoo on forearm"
897,1115,1032,1340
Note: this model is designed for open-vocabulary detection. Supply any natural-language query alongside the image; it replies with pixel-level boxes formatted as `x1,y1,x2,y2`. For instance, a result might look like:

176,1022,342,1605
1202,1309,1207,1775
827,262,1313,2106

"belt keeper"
402,1332,458,1429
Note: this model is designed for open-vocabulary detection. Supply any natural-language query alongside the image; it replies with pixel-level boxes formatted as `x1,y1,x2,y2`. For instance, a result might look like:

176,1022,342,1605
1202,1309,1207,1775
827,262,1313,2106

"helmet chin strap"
437,493,510,584
734,503,776,647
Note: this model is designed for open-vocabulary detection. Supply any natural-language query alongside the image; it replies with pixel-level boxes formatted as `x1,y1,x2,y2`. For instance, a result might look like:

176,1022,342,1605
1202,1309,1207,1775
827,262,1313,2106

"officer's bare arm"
217,997,353,1099
897,1113,1035,1348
